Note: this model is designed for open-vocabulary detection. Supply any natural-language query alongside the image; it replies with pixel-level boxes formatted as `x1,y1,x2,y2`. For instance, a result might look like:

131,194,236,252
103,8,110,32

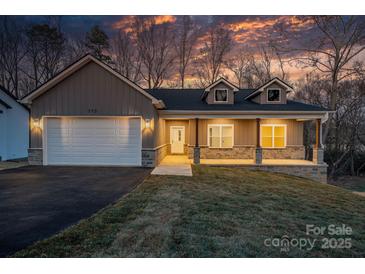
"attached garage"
21,55,166,167
44,117,142,166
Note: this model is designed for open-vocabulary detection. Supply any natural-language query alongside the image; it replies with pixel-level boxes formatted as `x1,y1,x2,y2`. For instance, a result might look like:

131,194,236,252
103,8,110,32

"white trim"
245,78,294,100
213,89,229,103
170,126,185,154
41,115,142,118
260,124,287,148
20,55,163,108
159,111,330,120
204,78,239,92
207,124,234,148
42,117,48,165
266,88,282,103
42,116,143,166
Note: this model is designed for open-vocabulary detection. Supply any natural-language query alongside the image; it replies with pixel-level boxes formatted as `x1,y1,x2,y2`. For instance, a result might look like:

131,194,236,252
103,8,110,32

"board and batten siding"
188,118,303,146
252,82,288,104
205,82,235,104
30,61,158,149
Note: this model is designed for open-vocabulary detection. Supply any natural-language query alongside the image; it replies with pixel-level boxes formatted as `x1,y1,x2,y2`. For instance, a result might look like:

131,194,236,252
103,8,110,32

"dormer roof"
204,78,239,92
244,78,294,100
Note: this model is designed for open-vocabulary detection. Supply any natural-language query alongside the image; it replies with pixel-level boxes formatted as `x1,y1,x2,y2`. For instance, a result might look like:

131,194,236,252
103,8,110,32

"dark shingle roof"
147,89,328,112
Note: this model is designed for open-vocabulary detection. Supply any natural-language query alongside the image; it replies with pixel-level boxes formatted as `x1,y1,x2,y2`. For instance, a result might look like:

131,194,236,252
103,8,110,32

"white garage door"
45,117,142,166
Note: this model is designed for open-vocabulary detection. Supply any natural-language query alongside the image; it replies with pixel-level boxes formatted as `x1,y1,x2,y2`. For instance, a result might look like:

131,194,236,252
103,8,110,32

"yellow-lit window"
260,125,286,148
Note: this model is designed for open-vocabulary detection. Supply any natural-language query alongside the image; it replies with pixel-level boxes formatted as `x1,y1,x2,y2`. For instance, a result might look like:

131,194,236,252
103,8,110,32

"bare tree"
194,24,232,87
173,16,198,88
225,48,252,88
295,73,365,177
276,16,365,137
0,17,26,98
24,24,65,89
65,38,87,64
226,45,286,88
133,17,175,89
111,30,142,83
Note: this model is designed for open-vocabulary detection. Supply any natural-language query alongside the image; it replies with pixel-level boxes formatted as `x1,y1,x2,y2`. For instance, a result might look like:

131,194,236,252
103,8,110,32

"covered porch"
160,116,325,165
154,116,327,182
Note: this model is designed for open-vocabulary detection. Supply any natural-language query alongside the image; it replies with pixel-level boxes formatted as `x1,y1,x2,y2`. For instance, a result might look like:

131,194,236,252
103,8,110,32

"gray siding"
30,61,158,149
252,82,288,104
206,82,235,104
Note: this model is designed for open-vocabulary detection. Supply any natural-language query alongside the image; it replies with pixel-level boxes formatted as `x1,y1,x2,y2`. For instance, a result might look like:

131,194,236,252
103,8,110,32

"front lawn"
14,166,365,257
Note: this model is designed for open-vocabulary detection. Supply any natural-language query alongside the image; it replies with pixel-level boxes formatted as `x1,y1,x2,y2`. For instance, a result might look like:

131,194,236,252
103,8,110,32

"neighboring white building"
0,86,29,161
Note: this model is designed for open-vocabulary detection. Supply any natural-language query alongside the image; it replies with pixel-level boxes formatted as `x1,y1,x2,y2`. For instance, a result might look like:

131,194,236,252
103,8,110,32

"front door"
170,126,185,154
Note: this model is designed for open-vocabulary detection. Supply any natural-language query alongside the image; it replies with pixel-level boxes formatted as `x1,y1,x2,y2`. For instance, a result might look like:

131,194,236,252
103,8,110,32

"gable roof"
244,78,294,100
147,89,329,112
20,54,165,109
204,78,239,92
0,85,28,110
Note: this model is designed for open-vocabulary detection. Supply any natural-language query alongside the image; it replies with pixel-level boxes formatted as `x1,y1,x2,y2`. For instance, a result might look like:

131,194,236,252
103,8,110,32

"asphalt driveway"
0,166,151,257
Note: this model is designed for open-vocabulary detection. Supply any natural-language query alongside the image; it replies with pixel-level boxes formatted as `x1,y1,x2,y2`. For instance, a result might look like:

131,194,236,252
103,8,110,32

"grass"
0,159,28,170
14,166,365,258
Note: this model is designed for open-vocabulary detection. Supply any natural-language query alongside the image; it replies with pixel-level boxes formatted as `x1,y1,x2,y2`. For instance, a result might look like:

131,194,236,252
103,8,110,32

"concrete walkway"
151,155,192,176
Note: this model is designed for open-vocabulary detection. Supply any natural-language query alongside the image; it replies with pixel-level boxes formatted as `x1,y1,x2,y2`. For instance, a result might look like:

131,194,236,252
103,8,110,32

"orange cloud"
112,15,176,32
226,17,280,32
225,16,314,44
112,16,135,32
154,15,176,25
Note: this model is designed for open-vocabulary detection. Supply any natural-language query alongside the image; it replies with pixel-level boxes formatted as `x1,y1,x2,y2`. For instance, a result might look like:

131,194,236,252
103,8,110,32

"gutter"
158,110,334,115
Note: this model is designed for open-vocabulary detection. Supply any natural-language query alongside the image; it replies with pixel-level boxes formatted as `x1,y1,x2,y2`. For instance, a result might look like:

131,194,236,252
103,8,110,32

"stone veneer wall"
142,144,168,167
28,148,43,165
188,145,305,160
246,164,328,183
188,146,255,159
262,146,305,159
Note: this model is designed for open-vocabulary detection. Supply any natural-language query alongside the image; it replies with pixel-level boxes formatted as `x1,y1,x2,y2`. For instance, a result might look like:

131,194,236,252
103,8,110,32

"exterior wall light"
145,119,151,129
32,118,41,129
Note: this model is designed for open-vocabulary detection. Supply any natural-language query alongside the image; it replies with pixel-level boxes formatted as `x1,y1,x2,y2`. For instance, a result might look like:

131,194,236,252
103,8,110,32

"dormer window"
214,89,228,102
267,89,281,102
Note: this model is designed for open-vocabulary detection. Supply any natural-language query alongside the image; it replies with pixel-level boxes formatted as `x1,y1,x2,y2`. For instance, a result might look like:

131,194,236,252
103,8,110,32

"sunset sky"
8,15,365,86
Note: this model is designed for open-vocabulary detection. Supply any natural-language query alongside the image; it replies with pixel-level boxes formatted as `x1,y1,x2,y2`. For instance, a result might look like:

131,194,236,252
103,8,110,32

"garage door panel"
45,117,142,166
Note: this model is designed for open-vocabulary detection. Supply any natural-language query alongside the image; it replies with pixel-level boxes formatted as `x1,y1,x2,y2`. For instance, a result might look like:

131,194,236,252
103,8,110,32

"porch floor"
159,155,316,166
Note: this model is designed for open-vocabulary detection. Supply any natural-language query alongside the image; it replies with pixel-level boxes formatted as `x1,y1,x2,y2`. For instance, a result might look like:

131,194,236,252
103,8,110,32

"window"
208,124,233,148
267,89,281,102
214,89,228,102
261,125,286,148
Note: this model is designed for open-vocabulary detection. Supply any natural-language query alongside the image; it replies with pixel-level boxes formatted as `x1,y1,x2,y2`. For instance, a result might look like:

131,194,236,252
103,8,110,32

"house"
20,54,330,182
0,86,29,161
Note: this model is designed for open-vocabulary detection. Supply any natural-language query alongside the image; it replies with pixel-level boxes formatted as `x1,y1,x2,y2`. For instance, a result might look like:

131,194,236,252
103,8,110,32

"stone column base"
28,148,43,165
193,147,200,164
313,148,324,164
254,147,262,164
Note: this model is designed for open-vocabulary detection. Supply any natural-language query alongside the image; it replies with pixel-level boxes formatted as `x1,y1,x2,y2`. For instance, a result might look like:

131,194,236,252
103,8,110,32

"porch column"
313,118,324,164
255,118,262,164
193,118,200,164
